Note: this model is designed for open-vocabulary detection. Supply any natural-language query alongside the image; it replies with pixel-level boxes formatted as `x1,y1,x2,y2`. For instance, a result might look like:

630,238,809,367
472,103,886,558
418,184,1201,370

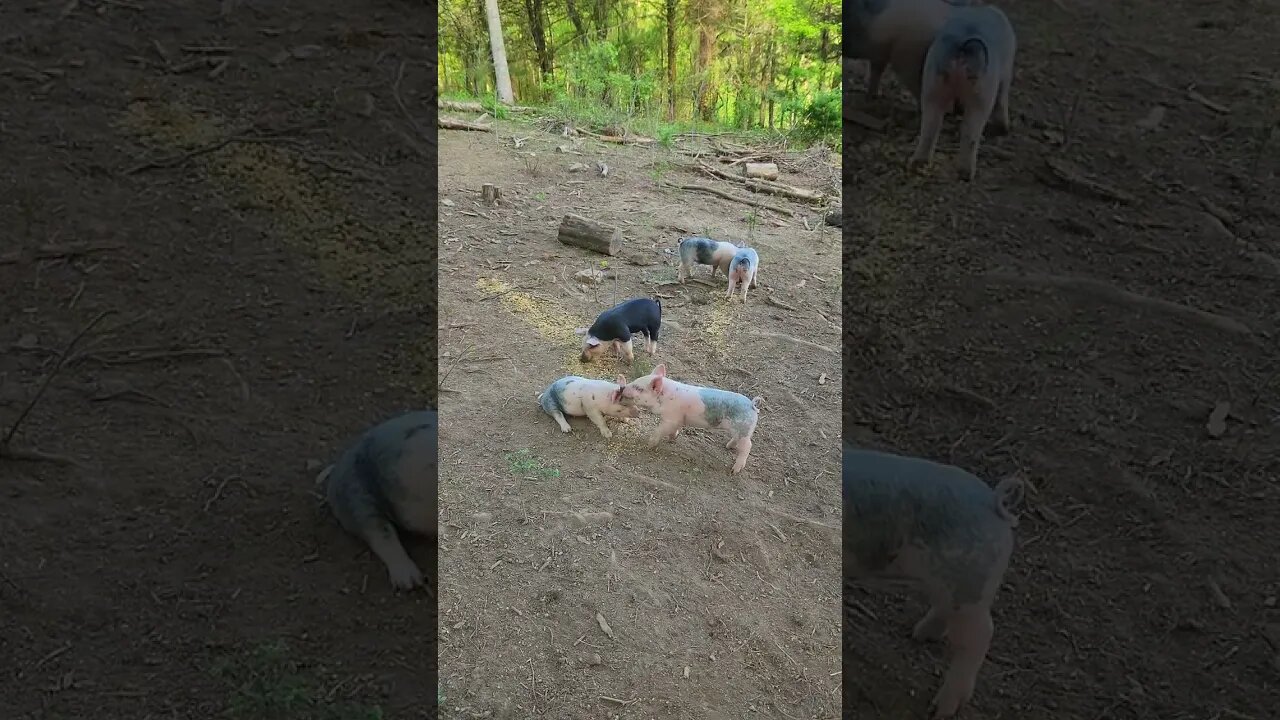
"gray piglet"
844,444,1024,719
317,410,437,592
908,4,1017,181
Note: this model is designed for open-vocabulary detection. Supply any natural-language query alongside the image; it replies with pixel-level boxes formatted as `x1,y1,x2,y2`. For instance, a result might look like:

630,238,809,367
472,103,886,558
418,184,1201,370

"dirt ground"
435,116,842,715
1,2,437,718
846,0,1279,718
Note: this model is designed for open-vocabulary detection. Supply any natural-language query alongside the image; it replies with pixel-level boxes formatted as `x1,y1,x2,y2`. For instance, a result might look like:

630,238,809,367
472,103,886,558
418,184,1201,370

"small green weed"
210,641,384,720
504,449,561,479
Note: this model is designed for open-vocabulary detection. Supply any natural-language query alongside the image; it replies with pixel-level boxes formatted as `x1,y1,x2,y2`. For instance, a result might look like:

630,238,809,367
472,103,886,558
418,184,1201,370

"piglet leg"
930,604,994,719
956,87,997,181
550,410,572,433
364,522,425,591
908,95,947,171
650,417,682,448
730,436,753,474
583,406,613,438
911,601,950,642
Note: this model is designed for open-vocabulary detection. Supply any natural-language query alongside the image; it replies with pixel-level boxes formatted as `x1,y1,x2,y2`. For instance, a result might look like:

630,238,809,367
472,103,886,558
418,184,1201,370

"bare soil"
1,2,437,718
845,0,1280,718
436,119,843,716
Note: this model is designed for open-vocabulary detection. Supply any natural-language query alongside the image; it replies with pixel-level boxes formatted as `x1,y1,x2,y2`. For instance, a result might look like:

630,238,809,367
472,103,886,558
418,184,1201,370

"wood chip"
1206,401,1230,437
595,612,615,639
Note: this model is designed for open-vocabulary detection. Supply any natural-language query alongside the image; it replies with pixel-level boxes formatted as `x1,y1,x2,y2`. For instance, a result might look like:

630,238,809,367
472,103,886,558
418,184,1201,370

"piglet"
843,444,1024,719
725,247,760,302
538,374,639,438
907,4,1016,181
677,236,739,283
577,297,662,363
619,363,762,474
318,411,437,592
845,0,980,100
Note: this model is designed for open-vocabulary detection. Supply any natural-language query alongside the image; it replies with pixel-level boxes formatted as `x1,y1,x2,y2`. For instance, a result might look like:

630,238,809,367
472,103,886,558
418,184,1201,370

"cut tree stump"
743,162,779,181
558,214,622,256
482,184,501,205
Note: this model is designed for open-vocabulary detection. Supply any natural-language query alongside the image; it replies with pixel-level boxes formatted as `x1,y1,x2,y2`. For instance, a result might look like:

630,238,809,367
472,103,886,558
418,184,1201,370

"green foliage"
438,0,840,147
788,87,841,143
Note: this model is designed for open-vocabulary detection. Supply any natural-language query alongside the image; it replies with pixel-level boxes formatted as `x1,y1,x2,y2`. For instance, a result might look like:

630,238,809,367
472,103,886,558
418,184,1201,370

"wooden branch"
981,270,1254,335
658,180,795,216
698,161,825,203
557,214,622,256
579,128,656,144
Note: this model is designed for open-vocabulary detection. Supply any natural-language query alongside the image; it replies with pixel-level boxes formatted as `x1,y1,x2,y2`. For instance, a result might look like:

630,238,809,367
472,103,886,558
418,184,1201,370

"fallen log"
558,214,622,256
698,161,825,203
438,99,533,113
743,162,779,181
439,116,492,132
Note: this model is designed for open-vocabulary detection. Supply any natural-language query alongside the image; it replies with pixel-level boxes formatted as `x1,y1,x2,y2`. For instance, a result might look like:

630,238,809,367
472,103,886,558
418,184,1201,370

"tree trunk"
665,0,678,121
522,0,552,80
564,0,587,39
483,0,515,104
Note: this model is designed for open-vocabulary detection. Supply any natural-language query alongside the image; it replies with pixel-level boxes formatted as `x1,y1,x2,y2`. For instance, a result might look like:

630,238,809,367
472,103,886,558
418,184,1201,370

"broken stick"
557,214,622,256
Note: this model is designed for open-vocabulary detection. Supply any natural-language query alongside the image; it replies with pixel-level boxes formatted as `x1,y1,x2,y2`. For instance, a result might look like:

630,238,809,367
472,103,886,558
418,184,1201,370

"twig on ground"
0,243,121,265
391,60,432,144
749,331,837,355
125,134,298,174
1,310,113,466
658,180,794,216
982,270,1254,335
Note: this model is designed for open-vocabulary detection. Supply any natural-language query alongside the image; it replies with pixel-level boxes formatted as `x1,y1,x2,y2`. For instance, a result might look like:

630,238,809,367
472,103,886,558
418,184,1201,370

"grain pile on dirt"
846,0,1280,718
437,121,843,716
1,2,436,717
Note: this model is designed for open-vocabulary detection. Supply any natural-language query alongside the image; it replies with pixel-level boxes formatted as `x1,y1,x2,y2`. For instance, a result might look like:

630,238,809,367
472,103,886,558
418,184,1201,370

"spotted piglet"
907,4,1017,181
538,374,639,438
619,363,762,474
725,247,759,302
677,236,739,283
844,445,1024,719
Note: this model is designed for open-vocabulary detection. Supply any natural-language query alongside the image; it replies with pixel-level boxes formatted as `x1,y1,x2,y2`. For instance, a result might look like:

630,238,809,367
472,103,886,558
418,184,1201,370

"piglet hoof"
928,684,970,720
906,155,929,173
387,563,425,591
599,428,614,439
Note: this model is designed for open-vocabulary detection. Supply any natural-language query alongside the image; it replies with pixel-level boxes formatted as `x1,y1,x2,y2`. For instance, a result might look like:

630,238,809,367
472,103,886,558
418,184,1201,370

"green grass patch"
209,641,384,720
504,449,561,479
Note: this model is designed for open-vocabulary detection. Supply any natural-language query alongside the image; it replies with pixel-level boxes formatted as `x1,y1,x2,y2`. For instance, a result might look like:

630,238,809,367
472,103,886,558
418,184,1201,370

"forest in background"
438,0,841,143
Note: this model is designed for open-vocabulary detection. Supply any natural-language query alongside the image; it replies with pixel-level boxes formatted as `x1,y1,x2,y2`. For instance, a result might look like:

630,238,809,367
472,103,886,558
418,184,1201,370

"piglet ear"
585,337,601,347
653,363,667,377
612,387,623,403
